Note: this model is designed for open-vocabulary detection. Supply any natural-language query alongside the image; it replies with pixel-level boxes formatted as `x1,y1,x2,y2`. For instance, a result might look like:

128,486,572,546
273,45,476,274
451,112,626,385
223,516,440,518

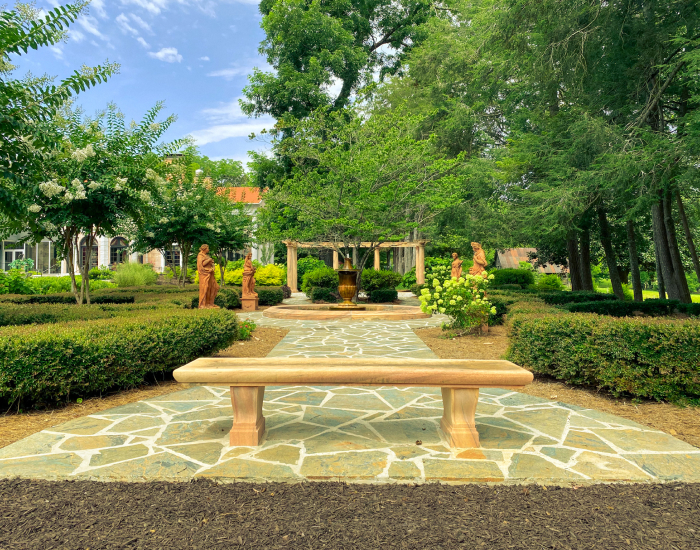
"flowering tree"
22,103,180,304
419,273,496,333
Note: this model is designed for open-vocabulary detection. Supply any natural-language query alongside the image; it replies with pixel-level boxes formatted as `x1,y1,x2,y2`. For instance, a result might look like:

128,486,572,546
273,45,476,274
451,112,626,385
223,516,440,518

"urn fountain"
331,257,366,310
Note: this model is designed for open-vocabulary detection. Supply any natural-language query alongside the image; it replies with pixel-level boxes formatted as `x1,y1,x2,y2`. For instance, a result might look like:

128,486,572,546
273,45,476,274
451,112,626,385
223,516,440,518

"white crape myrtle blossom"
28,204,42,213
39,180,65,198
88,181,100,190
139,190,152,203
420,271,497,331
71,144,96,162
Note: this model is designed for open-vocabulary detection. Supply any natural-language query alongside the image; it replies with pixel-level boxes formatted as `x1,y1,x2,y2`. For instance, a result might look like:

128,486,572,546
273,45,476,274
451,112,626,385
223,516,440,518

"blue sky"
19,0,276,164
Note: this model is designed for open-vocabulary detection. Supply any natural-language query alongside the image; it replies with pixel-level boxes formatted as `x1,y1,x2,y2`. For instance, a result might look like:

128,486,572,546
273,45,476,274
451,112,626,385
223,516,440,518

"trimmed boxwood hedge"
563,299,700,317
188,286,285,309
369,289,398,303
0,303,176,327
0,309,239,407
542,291,619,305
0,293,135,305
310,287,339,303
492,268,535,287
507,313,700,404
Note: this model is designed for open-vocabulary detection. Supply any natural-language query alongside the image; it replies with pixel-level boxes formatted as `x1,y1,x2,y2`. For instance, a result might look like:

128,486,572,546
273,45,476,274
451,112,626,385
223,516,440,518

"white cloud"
50,45,64,60
70,29,86,42
78,15,107,40
201,98,248,123
200,56,210,61
116,13,139,36
191,97,276,145
189,122,271,146
148,47,183,63
119,0,244,16
90,0,108,18
137,37,150,48
130,13,153,32
207,67,253,80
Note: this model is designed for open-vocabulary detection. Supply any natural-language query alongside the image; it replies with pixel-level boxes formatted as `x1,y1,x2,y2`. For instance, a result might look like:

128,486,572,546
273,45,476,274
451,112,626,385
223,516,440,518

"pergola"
283,240,428,293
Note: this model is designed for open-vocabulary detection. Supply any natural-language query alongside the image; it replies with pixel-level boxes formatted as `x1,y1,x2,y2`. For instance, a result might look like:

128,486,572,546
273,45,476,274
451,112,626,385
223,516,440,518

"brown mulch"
1,480,698,549
415,326,700,449
0,328,288,450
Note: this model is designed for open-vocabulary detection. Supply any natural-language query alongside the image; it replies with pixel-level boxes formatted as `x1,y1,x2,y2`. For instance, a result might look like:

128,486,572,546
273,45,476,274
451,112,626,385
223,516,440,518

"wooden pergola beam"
293,241,428,249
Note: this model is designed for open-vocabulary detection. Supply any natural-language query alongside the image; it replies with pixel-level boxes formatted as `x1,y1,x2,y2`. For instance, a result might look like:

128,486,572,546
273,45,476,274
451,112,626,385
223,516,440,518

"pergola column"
284,240,299,292
416,241,426,285
332,250,339,270
374,248,381,270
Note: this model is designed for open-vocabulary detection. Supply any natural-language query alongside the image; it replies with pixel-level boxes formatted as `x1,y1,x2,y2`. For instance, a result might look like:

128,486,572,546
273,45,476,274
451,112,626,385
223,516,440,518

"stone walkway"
1,298,699,484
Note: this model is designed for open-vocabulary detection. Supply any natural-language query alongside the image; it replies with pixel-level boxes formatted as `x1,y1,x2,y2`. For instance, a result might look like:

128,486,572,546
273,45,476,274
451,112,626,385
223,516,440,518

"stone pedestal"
229,386,266,446
241,297,259,312
440,387,480,448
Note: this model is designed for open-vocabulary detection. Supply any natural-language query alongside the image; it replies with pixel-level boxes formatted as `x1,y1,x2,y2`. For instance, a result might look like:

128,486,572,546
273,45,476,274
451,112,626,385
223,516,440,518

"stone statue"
451,252,463,279
242,252,258,298
197,244,219,309
468,242,488,278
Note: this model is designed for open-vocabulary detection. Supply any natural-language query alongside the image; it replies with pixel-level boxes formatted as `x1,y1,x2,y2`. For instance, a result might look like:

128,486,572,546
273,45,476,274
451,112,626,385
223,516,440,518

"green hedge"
564,299,700,317
492,268,535,287
369,289,398,303
0,309,239,407
508,313,700,404
257,287,285,306
542,291,619,305
188,286,284,309
301,267,339,297
361,269,403,292
0,293,135,305
0,303,180,327
310,287,339,303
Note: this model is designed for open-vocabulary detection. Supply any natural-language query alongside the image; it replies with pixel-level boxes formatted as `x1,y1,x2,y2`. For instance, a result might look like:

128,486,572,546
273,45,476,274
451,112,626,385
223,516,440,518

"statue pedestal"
241,297,259,312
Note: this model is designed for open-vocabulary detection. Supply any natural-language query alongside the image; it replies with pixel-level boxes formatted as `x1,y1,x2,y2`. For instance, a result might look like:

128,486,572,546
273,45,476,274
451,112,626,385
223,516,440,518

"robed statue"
242,252,258,298
197,244,220,309
451,252,463,279
468,242,488,277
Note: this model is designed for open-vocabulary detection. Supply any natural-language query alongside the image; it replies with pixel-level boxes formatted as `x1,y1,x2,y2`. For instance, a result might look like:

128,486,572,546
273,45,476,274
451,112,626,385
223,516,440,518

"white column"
99,236,110,267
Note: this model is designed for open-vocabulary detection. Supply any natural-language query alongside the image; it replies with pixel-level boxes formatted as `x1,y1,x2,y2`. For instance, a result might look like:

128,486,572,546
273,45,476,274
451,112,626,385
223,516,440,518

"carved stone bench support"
440,387,480,448
229,386,266,446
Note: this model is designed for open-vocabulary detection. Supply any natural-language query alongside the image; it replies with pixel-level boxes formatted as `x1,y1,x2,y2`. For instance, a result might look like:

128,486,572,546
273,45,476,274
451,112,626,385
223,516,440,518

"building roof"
494,248,566,274
217,187,263,204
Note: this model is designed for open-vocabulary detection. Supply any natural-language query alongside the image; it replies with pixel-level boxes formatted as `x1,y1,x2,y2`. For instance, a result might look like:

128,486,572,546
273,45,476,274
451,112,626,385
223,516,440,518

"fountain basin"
263,304,430,321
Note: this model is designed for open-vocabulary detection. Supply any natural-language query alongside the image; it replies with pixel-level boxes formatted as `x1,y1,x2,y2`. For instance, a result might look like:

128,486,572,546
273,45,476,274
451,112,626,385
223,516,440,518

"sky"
16,0,276,165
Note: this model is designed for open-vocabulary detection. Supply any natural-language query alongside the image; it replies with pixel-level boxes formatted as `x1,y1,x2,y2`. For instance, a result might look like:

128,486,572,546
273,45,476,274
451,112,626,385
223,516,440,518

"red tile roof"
217,187,263,204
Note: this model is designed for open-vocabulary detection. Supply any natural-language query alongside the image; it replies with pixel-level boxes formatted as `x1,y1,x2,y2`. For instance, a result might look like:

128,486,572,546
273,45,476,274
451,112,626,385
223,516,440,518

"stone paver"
1,299,699,484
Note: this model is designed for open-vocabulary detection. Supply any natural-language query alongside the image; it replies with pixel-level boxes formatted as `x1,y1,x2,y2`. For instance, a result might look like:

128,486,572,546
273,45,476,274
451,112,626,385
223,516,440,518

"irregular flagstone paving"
2,302,699,484
2,384,699,483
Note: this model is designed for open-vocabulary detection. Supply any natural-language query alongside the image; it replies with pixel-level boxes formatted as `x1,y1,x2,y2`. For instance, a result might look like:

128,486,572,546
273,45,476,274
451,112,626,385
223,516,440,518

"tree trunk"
663,190,691,303
626,220,643,302
652,196,681,300
597,208,625,300
566,232,583,291
676,189,700,285
180,243,191,287
579,227,594,291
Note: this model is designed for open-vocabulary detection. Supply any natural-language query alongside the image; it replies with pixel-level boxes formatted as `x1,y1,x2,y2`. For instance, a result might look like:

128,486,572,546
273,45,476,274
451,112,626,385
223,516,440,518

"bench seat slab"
229,386,266,446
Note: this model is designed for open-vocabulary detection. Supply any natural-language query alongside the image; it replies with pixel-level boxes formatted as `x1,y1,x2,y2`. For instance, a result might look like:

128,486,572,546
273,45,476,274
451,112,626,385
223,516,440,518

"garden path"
1,296,699,484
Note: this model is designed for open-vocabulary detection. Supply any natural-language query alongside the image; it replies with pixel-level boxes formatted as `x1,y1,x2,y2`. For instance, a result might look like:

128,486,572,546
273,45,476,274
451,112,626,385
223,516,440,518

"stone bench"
173,358,533,449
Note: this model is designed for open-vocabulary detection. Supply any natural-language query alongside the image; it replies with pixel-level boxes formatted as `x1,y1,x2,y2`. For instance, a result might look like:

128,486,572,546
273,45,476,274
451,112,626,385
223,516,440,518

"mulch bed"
415,326,700,449
0,480,698,549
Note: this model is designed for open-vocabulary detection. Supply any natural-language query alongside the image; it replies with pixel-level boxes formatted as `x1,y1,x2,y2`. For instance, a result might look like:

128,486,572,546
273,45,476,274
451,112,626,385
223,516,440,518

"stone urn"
332,257,366,310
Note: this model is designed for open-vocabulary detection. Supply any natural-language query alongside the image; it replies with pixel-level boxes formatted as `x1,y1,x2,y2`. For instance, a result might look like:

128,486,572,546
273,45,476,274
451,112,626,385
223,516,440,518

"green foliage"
410,283,426,296
534,274,565,291
297,257,327,282
564,300,700,317
114,262,157,287
190,287,241,310
0,270,33,295
193,155,247,186
238,319,257,340
361,269,403,292
256,287,285,306
255,264,286,286
369,289,398,303
0,309,238,407
492,269,535,288
0,293,133,305
310,287,338,303
88,267,113,280
420,273,496,331
508,314,700,405
542,292,619,305
301,266,339,297
488,297,512,326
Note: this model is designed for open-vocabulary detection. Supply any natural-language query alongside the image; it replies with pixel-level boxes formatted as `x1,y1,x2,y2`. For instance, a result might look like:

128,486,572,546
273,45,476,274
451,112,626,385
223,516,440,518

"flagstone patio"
1,299,699,484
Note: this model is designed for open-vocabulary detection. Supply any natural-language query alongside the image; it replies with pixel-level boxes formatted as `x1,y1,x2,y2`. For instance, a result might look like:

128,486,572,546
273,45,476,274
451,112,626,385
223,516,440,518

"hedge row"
0,294,135,305
0,303,177,327
564,299,700,317
0,309,239,407
542,291,619,305
369,289,398,303
188,286,285,309
507,313,700,404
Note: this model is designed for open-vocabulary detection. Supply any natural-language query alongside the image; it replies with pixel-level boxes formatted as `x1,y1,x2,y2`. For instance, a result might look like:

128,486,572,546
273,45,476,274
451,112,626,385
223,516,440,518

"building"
493,248,566,275
1,186,271,274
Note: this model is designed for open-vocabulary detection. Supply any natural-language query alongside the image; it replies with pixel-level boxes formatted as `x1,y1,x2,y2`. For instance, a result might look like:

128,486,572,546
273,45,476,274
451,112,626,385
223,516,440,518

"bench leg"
440,388,480,448
229,386,266,446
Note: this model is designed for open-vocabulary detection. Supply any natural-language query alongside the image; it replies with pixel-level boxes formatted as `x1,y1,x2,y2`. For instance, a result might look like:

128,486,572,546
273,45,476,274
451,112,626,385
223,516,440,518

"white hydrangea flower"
449,300,456,306
434,292,440,299
438,299,443,304
439,307,446,314
28,204,42,213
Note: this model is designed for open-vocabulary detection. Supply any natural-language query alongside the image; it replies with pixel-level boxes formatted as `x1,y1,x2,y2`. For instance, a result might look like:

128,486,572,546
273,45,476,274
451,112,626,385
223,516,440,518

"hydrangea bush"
419,272,496,331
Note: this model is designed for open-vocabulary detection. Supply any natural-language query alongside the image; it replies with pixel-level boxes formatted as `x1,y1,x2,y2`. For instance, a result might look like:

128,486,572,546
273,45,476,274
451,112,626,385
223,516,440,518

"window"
164,245,181,268
79,237,99,269
110,237,128,265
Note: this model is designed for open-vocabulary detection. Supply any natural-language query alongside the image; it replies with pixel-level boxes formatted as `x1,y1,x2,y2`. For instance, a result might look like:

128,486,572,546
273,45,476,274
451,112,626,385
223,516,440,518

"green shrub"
542,291,619,305
0,293,134,305
410,283,427,296
281,285,292,299
0,302,179,327
255,264,286,286
401,267,417,288
508,313,700,404
564,299,700,317
238,319,256,340
89,267,113,280
301,266,339,297
310,287,339,303
535,274,565,291
491,283,525,290
0,270,34,295
488,297,513,326
369,289,398,303
190,287,241,310
361,269,403,292
297,257,327,282
94,285,199,294
0,309,238,407
492,268,535,287
114,262,157,287
257,287,285,306
677,302,700,316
